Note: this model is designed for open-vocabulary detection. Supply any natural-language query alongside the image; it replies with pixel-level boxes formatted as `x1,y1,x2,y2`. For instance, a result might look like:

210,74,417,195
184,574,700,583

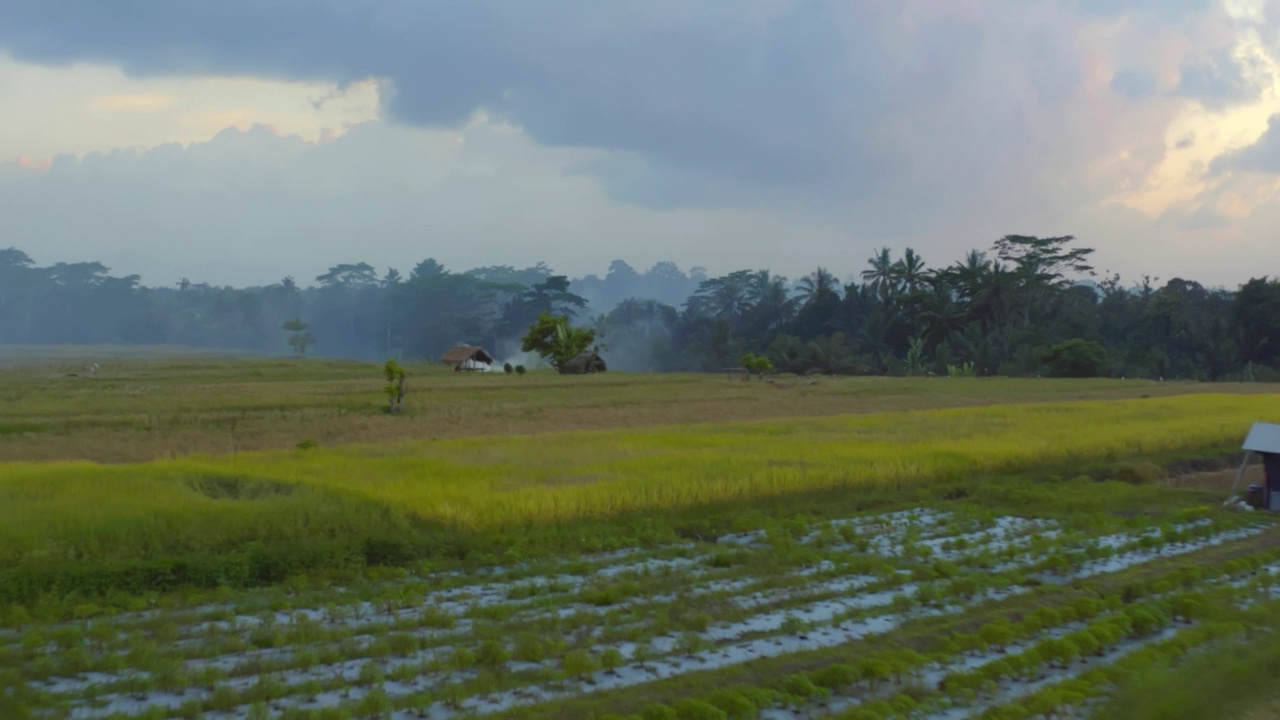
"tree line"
3,235,1280,380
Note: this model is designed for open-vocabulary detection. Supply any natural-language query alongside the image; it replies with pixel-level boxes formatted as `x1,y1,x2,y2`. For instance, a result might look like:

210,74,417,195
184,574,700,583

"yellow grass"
1,356,1278,463
0,393,1274,565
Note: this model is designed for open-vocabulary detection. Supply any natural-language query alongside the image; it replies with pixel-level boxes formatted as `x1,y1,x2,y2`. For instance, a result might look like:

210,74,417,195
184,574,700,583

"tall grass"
0,393,1272,569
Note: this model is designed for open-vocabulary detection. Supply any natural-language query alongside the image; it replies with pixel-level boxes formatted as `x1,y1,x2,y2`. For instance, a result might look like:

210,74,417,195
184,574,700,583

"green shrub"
1040,339,1108,378
707,689,757,719
562,649,600,679
514,633,547,663
477,639,510,672
674,699,728,720
641,705,679,720
783,674,821,698
812,663,859,690
735,686,780,709
601,647,625,674
355,685,392,718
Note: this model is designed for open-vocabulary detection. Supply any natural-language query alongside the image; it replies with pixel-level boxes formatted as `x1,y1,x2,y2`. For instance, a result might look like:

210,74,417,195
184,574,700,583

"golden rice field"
1,392,1275,567
2,354,1277,463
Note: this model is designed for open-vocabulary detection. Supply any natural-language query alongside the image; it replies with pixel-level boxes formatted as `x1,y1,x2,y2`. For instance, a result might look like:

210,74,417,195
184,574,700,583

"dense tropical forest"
2,234,1279,380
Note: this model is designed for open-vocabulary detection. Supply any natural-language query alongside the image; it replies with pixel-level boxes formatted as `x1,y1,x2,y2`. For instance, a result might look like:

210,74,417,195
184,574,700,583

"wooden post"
1228,451,1254,501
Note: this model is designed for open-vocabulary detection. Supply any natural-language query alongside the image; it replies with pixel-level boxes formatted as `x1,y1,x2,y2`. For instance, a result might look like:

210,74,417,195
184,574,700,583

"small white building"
1240,422,1280,510
440,345,495,372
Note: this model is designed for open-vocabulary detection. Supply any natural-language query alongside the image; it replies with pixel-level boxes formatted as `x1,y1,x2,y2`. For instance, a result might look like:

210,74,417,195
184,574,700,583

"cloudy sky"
4,0,1280,289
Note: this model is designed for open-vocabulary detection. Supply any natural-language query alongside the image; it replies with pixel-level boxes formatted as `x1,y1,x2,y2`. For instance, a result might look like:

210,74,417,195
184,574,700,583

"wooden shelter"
440,345,495,372
1231,422,1280,510
562,351,607,375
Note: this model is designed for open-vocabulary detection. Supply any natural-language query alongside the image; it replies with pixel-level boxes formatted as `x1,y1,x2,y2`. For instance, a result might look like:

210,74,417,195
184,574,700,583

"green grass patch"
0,423,44,436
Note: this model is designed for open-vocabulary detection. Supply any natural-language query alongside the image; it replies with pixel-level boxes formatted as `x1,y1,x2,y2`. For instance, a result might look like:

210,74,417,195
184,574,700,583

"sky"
4,0,1280,289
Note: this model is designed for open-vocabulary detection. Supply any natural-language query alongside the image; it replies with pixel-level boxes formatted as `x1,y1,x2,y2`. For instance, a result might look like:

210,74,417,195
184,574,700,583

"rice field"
5,501,1279,720
1,392,1276,570
1,356,1275,464
3,357,1280,719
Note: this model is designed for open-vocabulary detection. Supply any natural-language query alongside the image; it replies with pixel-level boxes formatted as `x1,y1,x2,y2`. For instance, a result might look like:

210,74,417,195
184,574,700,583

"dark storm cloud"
8,0,1278,291
0,0,1236,235
0,1,1057,204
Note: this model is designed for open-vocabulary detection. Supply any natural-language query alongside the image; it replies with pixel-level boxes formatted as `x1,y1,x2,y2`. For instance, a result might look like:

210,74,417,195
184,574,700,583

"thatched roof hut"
440,345,495,371
562,351,607,375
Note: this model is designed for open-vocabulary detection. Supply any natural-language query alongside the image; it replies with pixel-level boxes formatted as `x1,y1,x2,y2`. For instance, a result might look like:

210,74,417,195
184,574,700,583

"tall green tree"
1233,277,1280,369
496,274,588,346
993,234,1096,328
521,313,597,373
282,319,315,357
0,248,39,344
387,258,498,360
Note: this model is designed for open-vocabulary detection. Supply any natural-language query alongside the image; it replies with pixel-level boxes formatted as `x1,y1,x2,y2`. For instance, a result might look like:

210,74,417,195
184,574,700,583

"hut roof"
563,351,607,374
440,346,495,365
1244,422,1280,454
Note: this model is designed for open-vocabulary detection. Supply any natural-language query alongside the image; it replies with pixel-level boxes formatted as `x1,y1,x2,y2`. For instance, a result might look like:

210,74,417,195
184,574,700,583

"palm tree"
803,333,855,374
796,267,839,306
744,271,798,336
861,248,897,306
920,287,967,353
687,271,753,322
891,248,928,295
970,262,1016,332
969,261,1020,364
948,250,991,304
855,307,899,372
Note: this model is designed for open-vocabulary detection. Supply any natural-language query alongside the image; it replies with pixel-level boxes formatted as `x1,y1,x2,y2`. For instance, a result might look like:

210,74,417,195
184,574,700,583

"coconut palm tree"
971,262,1017,333
891,247,928,295
861,248,897,306
743,271,798,338
796,267,839,306
920,287,968,353
687,270,753,322
948,250,991,304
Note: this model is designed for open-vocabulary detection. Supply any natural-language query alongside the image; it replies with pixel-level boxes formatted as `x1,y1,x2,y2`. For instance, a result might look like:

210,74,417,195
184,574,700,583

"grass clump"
1111,461,1168,485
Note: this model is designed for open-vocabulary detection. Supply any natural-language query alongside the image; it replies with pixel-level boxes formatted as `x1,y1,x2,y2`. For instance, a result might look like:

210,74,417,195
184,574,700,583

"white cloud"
0,53,380,160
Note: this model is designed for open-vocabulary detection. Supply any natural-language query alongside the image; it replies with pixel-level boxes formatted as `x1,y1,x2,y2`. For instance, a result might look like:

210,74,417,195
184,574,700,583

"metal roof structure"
1242,422,1280,454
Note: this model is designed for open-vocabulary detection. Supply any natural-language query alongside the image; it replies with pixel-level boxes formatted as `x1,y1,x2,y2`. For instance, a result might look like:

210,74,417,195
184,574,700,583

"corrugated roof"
1243,422,1280,454
440,346,495,365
